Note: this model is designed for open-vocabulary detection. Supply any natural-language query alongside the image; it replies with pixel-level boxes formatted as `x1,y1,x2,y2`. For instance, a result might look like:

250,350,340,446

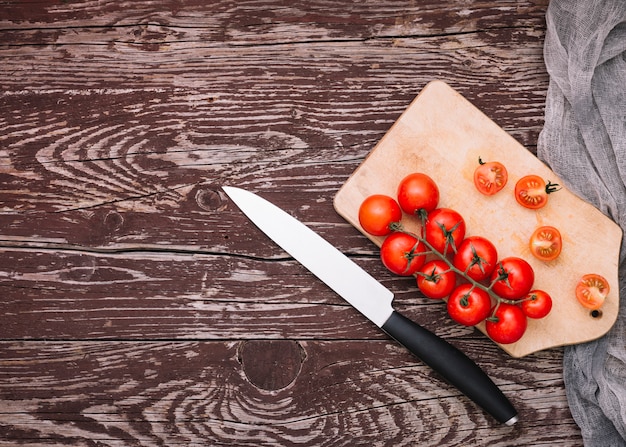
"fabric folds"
537,1,626,445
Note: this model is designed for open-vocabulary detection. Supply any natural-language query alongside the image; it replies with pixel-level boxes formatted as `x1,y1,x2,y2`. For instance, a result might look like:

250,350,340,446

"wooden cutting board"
334,80,621,358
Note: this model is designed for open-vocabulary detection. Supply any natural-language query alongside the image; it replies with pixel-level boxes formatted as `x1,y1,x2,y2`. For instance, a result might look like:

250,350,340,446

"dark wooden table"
0,1,584,445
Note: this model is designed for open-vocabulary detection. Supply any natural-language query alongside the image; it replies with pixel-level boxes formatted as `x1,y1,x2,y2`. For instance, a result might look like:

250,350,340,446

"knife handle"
381,310,518,425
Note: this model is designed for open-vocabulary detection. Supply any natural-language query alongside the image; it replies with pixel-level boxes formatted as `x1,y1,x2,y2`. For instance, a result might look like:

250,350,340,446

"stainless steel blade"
223,186,394,327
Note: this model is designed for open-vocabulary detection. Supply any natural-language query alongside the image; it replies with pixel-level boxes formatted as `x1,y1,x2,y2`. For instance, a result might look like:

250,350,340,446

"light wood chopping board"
334,80,621,358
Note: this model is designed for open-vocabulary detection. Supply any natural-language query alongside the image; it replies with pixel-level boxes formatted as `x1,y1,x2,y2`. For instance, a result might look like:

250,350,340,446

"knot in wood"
239,340,305,391
103,210,124,232
195,188,224,211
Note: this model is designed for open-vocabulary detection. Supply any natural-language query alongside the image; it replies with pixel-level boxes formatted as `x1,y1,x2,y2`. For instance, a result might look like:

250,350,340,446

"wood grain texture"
0,0,584,445
0,341,578,446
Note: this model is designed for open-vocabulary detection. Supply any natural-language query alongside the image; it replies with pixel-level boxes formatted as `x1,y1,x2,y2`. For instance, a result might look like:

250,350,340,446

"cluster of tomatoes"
358,172,553,345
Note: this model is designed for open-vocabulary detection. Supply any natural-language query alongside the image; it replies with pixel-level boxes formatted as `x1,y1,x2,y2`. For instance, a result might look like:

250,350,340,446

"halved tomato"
575,274,609,310
529,226,562,261
474,158,508,196
514,175,560,209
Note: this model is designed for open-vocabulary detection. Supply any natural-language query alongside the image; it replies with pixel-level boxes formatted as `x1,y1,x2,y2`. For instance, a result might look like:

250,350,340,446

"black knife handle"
381,310,518,425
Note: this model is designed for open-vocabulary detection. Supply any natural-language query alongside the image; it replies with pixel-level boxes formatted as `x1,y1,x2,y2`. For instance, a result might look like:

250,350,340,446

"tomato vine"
360,171,553,344
392,219,530,313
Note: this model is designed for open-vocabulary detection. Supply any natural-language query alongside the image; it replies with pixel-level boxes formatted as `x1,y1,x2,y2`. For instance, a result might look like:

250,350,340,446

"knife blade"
222,186,518,425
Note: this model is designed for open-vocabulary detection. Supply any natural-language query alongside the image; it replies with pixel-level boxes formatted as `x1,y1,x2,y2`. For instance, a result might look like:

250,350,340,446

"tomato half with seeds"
453,236,498,282
490,257,535,300
485,303,527,344
446,284,492,326
358,194,402,236
514,175,560,209
521,290,552,319
474,158,508,196
529,226,562,261
424,208,466,255
575,274,609,310
380,232,426,276
397,172,439,215
416,260,457,300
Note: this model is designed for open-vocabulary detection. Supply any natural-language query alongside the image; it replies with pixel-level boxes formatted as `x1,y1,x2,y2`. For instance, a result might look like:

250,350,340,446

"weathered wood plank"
0,246,484,340
0,340,579,446
0,34,547,134
0,0,548,33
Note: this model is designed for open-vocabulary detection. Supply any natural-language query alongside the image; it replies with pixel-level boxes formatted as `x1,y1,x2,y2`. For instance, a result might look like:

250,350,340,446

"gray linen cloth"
537,0,626,445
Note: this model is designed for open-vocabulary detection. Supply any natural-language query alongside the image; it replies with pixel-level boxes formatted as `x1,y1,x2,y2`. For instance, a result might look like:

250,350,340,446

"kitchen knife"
222,186,518,425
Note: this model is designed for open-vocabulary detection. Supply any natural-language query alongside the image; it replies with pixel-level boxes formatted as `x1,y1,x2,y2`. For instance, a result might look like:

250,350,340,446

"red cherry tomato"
575,274,609,310
416,260,457,300
514,175,560,209
396,172,439,215
453,236,498,282
358,194,402,236
424,208,466,255
380,232,426,276
490,257,535,300
529,226,562,262
485,304,527,344
474,158,508,196
446,284,492,326
521,290,553,319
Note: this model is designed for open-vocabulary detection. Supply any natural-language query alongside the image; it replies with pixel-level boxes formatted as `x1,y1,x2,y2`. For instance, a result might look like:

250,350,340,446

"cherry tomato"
514,175,560,209
490,257,535,299
453,236,498,282
521,290,552,319
474,158,508,196
575,273,609,310
485,303,527,344
397,172,439,215
358,194,402,236
380,232,426,276
446,284,492,326
529,225,562,262
416,260,457,300
425,208,466,255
